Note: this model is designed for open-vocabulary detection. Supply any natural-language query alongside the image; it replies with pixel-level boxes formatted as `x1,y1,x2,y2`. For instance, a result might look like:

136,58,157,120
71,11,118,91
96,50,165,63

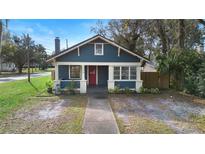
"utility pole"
26,35,31,82
27,46,30,82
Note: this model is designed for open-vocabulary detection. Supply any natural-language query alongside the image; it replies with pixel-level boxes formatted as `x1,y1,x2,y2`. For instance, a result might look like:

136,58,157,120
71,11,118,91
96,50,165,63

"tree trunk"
178,19,185,49
18,66,23,74
156,20,168,54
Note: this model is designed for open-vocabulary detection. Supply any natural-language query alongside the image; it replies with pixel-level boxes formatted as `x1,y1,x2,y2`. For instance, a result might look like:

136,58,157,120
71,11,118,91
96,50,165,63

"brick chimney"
55,37,60,54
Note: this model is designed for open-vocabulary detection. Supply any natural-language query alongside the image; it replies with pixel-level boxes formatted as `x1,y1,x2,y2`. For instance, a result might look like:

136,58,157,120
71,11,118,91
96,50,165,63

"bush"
45,80,53,93
67,80,76,95
113,85,121,93
139,87,160,94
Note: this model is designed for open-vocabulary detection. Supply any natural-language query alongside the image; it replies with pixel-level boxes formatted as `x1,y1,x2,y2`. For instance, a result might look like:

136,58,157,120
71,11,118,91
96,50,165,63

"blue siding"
115,81,136,89
56,43,140,62
98,66,108,86
59,65,69,80
60,80,80,89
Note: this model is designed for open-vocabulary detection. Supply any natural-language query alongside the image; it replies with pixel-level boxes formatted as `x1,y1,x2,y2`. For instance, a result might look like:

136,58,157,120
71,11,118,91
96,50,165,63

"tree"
2,34,35,74
33,44,48,70
91,19,151,55
0,19,9,74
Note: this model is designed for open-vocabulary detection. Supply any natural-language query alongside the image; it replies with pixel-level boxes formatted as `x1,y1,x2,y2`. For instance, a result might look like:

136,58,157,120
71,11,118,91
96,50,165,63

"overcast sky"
9,19,109,54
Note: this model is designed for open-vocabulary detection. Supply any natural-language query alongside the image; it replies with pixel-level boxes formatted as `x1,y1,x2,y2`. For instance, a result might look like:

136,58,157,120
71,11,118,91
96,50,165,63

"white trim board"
47,35,149,62
56,62,141,66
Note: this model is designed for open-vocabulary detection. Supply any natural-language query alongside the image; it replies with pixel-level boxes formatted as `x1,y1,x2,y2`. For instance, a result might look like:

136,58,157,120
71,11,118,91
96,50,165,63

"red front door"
89,66,96,86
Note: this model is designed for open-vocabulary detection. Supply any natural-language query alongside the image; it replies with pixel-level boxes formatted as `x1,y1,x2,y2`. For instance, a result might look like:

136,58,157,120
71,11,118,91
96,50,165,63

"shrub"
124,87,134,95
67,80,76,95
113,85,121,93
45,80,53,94
139,87,160,94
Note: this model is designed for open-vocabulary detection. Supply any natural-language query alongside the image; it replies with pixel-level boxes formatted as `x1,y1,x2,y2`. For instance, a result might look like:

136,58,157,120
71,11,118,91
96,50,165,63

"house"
0,58,16,72
142,61,157,72
47,35,149,93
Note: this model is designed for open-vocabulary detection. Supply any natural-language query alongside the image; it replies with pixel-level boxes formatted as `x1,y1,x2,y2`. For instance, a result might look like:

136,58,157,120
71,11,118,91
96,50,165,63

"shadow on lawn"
29,82,39,92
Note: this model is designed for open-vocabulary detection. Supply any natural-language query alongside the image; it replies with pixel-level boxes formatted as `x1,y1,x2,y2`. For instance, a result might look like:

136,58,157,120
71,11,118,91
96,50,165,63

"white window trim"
69,65,81,80
113,66,138,81
94,43,104,55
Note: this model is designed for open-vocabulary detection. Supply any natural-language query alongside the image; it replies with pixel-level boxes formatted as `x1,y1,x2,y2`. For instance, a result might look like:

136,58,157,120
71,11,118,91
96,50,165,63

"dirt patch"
15,99,71,121
0,95,87,133
110,92,205,134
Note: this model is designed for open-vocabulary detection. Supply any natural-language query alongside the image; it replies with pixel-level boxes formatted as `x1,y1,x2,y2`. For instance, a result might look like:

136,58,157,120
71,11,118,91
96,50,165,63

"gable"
56,42,140,62
47,35,149,62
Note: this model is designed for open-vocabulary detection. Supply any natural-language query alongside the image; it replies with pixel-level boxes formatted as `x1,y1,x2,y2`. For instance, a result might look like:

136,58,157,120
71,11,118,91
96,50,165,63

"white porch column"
55,63,59,80
80,65,87,93
136,66,143,92
108,65,115,89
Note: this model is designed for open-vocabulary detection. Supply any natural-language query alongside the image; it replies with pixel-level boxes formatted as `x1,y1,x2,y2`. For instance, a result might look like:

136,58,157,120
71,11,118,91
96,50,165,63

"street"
0,72,51,83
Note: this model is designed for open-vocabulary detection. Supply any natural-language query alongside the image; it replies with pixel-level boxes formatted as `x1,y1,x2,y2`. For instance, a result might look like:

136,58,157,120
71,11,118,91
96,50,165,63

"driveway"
109,91,205,134
0,72,50,83
83,87,119,134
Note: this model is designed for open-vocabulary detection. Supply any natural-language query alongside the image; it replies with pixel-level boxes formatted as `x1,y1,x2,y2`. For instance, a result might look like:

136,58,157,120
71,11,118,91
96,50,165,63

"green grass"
190,114,205,133
0,76,51,119
125,116,175,134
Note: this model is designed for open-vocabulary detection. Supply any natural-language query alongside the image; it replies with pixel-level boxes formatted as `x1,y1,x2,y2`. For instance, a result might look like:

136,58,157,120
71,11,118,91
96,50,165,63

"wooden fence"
141,72,169,89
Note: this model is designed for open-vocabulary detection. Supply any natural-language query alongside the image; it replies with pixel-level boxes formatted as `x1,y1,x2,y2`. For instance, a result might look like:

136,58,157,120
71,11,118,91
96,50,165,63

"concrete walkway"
82,87,120,134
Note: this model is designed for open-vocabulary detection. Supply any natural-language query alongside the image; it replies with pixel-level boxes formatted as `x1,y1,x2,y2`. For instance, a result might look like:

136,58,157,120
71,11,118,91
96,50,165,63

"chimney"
55,37,60,54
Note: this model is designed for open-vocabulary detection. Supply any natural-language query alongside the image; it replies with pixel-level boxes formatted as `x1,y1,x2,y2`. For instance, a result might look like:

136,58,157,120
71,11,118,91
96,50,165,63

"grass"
54,95,87,134
0,76,52,119
123,116,174,134
0,95,87,134
190,114,205,133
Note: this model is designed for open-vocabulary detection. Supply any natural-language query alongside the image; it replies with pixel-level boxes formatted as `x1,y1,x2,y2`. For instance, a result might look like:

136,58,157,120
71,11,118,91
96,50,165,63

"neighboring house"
142,61,157,72
47,35,149,93
0,58,16,72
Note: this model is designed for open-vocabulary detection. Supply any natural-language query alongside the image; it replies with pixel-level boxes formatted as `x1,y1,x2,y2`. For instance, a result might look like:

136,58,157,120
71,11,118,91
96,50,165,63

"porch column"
136,66,143,92
80,65,87,93
54,63,60,91
108,65,115,89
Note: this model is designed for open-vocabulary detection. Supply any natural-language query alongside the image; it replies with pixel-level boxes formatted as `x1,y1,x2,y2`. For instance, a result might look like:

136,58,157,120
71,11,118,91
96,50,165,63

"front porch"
54,62,143,93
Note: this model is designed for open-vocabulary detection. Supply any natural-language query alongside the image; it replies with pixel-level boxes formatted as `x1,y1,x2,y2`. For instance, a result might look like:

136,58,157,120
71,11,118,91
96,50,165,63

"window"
95,43,104,55
130,66,137,80
121,66,129,80
113,66,138,80
70,65,80,79
114,67,120,80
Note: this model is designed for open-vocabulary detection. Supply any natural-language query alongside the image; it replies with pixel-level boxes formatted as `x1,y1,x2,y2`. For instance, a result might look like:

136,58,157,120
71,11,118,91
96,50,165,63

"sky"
8,19,109,54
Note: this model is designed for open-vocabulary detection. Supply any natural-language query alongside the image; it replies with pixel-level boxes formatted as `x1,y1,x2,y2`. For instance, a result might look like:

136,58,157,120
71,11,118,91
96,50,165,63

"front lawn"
0,76,51,119
0,76,87,133
109,92,205,134
0,95,87,133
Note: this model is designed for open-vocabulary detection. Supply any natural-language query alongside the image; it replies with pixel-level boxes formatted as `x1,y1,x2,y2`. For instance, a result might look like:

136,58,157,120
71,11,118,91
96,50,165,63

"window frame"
94,43,104,55
69,65,81,80
114,66,120,80
121,66,129,80
113,66,137,81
